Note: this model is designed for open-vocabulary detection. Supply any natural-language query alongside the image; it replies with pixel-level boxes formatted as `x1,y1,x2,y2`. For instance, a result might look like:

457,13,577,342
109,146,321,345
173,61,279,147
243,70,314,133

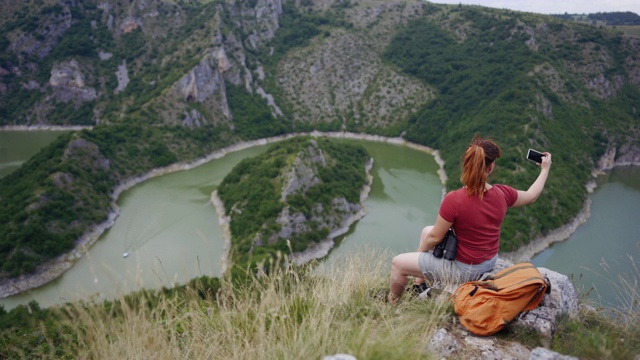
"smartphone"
527,149,545,164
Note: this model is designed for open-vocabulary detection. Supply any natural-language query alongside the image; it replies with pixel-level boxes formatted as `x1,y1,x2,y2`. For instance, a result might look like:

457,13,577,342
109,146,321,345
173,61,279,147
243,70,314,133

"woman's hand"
539,152,552,171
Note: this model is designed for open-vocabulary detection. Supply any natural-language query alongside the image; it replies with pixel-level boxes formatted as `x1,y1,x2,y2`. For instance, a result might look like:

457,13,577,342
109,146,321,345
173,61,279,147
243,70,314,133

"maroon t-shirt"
438,184,518,265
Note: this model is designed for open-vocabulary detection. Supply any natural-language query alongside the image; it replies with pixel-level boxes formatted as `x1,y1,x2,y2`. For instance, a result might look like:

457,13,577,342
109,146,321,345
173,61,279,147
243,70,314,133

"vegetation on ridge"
217,137,369,272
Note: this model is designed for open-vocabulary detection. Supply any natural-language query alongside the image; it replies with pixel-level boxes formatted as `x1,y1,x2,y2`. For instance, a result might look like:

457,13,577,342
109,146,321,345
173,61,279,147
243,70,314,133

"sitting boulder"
512,267,580,337
432,258,581,338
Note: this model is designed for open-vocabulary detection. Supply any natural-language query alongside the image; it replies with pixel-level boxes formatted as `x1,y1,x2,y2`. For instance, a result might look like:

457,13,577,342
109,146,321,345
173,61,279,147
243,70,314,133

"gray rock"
256,86,284,117
280,139,325,200
529,347,578,360
512,267,579,337
98,51,113,61
227,0,282,50
49,60,97,103
173,53,231,122
322,354,357,360
114,61,130,94
182,109,205,128
427,328,462,358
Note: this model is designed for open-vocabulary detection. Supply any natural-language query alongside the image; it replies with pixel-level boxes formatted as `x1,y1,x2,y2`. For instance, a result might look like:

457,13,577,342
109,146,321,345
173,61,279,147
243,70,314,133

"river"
531,166,640,308
0,131,638,310
0,130,69,178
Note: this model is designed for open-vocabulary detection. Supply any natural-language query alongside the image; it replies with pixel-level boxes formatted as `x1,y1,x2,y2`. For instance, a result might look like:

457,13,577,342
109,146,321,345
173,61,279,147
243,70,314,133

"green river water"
0,131,638,310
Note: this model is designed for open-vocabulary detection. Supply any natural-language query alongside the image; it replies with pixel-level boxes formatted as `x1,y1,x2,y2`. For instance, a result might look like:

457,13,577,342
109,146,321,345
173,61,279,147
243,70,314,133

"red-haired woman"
388,136,552,303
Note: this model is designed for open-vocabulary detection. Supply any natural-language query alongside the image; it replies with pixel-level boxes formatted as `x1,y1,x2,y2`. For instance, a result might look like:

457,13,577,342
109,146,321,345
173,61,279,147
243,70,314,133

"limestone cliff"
2,0,639,134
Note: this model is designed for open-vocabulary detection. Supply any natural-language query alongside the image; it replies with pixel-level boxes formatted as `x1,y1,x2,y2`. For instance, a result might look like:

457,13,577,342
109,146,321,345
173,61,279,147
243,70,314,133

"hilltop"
552,11,640,37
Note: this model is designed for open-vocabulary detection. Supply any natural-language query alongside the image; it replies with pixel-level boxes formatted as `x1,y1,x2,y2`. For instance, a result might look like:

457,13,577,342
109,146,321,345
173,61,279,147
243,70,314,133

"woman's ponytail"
460,136,501,199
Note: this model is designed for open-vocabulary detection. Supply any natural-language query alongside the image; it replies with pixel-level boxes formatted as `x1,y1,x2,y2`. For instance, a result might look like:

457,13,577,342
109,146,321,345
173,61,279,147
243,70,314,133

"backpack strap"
485,263,538,280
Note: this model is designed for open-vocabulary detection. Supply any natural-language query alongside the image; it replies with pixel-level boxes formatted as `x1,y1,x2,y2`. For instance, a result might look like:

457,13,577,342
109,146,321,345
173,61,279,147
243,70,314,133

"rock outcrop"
269,139,372,251
48,60,97,104
325,260,583,360
425,259,583,359
226,0,282,50
427,328,579,360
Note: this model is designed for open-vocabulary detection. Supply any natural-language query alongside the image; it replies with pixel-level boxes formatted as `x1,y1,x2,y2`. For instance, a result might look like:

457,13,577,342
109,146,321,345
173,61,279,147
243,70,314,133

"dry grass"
53,251,640,359
62,249,452,359
601,255,640,329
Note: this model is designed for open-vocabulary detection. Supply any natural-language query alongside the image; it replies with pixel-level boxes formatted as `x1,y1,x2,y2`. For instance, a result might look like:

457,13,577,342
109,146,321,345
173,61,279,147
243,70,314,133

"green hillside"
384,9,639,250
0,0,639,279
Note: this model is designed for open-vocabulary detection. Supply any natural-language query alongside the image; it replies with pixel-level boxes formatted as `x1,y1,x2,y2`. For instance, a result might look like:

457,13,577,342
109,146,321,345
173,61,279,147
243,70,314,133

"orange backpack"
451,262,550,336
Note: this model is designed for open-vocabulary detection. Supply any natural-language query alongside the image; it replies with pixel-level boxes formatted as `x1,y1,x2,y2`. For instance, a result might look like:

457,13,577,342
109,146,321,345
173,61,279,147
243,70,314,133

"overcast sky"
428,0,640,15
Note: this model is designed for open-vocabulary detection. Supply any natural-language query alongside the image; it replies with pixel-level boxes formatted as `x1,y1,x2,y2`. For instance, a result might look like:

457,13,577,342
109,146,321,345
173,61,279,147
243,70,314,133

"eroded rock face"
276,29,435,129
227,0,282,50
595,145,640,171
49,60,97,103
172,53,231,122
280,139,327,200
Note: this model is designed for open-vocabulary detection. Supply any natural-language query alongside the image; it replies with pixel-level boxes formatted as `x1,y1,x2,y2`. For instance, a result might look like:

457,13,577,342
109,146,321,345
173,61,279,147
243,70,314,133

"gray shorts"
418,252,498,284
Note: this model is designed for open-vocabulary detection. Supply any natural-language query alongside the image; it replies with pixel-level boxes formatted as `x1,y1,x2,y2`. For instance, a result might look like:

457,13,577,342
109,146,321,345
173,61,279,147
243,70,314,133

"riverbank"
0,125,93,131
502,144,640,263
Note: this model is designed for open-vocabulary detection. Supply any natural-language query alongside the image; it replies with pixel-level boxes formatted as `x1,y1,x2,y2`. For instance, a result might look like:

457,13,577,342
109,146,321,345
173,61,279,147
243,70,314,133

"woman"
388,136,552,302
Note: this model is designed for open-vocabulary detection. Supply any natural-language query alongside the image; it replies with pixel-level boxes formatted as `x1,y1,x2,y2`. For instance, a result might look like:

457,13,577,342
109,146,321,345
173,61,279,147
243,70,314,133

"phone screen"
527,149,544,163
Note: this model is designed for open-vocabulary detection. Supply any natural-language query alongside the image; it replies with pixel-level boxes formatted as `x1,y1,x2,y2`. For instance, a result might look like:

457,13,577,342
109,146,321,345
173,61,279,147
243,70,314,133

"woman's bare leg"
388,252,424,303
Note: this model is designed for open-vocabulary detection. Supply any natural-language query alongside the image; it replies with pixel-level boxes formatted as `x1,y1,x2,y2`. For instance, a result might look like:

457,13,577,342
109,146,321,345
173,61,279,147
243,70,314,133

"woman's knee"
391,254,404,274
391,253,422,277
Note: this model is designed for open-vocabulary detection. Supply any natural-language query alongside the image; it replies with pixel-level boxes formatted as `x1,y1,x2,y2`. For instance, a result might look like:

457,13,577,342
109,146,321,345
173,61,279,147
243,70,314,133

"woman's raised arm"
512,152,552,208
